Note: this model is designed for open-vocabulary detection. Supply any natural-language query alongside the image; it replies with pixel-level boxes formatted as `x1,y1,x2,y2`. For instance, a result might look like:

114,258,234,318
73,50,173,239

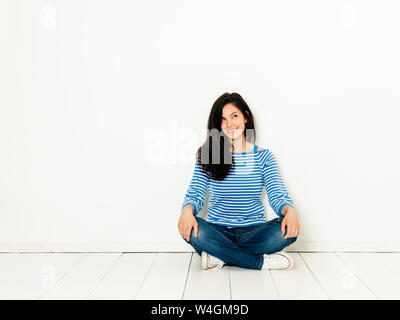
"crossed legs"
182,216,297,270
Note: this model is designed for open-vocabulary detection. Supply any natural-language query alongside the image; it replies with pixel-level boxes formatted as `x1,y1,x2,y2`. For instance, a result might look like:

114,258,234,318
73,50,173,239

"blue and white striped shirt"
181,145,295,227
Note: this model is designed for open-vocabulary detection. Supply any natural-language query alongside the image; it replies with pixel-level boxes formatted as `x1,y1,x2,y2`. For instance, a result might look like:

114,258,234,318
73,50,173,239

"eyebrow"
222,112,237,118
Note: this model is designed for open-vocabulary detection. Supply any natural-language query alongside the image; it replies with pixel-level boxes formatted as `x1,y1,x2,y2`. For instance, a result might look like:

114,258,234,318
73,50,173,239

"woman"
178,92,300,271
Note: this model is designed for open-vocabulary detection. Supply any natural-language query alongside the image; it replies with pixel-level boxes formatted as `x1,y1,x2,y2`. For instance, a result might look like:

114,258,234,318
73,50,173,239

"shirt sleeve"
181,162,210,216
261,149,295,218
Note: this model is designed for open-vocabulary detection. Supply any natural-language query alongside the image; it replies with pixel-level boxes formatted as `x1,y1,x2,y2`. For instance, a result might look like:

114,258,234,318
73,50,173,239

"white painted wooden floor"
0,252,400,300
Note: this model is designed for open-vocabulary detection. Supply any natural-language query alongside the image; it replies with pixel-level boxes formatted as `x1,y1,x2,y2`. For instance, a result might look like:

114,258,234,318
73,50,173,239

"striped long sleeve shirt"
181,145,295,227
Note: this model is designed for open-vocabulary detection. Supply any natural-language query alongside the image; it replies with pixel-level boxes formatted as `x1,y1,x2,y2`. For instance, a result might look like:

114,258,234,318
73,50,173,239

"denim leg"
236,218,297,257
182,216,264,270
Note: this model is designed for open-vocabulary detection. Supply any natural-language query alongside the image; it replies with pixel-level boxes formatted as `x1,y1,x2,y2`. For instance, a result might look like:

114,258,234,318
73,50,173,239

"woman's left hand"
281,207,301,239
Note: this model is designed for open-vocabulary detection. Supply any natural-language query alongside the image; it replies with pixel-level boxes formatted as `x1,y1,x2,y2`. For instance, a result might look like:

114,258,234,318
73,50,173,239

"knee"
189,224,206,245
183,220,208,246
281,232,297,244
181,217,206,245
287,236,297,245
275,230,297,248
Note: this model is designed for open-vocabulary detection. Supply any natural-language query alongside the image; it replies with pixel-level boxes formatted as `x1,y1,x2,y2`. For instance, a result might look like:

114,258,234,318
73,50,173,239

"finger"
193,222,198,237
283,224,290,238
281,220,286,236
286,226,294,239
186,226,192,241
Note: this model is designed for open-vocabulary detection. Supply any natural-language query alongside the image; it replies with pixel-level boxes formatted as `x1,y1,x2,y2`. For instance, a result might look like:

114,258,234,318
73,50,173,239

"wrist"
182,204,195,216
281,205,295,217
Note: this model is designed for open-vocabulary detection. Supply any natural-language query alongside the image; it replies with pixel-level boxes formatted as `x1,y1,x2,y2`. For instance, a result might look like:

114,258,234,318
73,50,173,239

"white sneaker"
201,251,225,271
262,251,294,270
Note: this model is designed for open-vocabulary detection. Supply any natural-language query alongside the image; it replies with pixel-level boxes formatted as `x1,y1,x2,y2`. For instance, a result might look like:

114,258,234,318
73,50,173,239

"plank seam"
134,252,158,300
38,252,88,300
269,269,281,300
181,253,193,300
298,252,330,300
85,252,123,299
333,252,379,300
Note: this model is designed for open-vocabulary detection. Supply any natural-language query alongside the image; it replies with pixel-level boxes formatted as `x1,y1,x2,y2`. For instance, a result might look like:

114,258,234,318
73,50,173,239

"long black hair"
196,92,256,181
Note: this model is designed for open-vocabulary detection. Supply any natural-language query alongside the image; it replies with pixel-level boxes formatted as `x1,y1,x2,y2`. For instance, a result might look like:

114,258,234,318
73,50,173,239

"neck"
231,136,248,153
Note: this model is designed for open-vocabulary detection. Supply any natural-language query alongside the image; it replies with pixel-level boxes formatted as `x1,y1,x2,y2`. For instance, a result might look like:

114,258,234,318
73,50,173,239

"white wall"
1,0,399,252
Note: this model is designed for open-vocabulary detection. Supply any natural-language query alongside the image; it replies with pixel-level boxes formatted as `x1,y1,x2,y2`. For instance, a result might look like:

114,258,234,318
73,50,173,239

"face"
221,103,248,140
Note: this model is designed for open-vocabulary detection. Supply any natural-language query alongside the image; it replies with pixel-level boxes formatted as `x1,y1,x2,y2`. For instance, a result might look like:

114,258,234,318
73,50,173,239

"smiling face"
221,103,248,140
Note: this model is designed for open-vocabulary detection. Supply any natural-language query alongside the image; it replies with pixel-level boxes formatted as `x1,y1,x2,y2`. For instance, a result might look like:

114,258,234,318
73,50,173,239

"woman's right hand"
178,207,198,242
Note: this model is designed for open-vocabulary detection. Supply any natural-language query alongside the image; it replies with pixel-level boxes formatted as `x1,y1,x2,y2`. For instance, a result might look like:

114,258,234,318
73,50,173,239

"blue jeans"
183,216,297,270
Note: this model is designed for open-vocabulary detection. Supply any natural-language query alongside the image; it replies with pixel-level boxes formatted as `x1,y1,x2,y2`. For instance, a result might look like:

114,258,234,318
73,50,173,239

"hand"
177,209,198,242
281,207,301,239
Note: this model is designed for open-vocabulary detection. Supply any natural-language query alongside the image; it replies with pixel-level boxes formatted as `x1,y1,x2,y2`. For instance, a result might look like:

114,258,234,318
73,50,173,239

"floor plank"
135,253,192,300
0,252,399,300
373,253,400,278
300,252,377,300
270,253,328,299
88,253,157,300
229,266,278,300
40,253,121,300
337,253,400,300
182,253,231,300
0,253,85,299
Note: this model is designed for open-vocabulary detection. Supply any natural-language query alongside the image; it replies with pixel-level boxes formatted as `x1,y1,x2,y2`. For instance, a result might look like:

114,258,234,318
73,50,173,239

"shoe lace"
265,254,283,263
263,252,290,269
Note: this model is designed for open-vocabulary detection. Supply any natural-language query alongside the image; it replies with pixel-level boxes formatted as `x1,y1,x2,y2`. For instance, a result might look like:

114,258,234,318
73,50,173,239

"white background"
1,0,399,252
